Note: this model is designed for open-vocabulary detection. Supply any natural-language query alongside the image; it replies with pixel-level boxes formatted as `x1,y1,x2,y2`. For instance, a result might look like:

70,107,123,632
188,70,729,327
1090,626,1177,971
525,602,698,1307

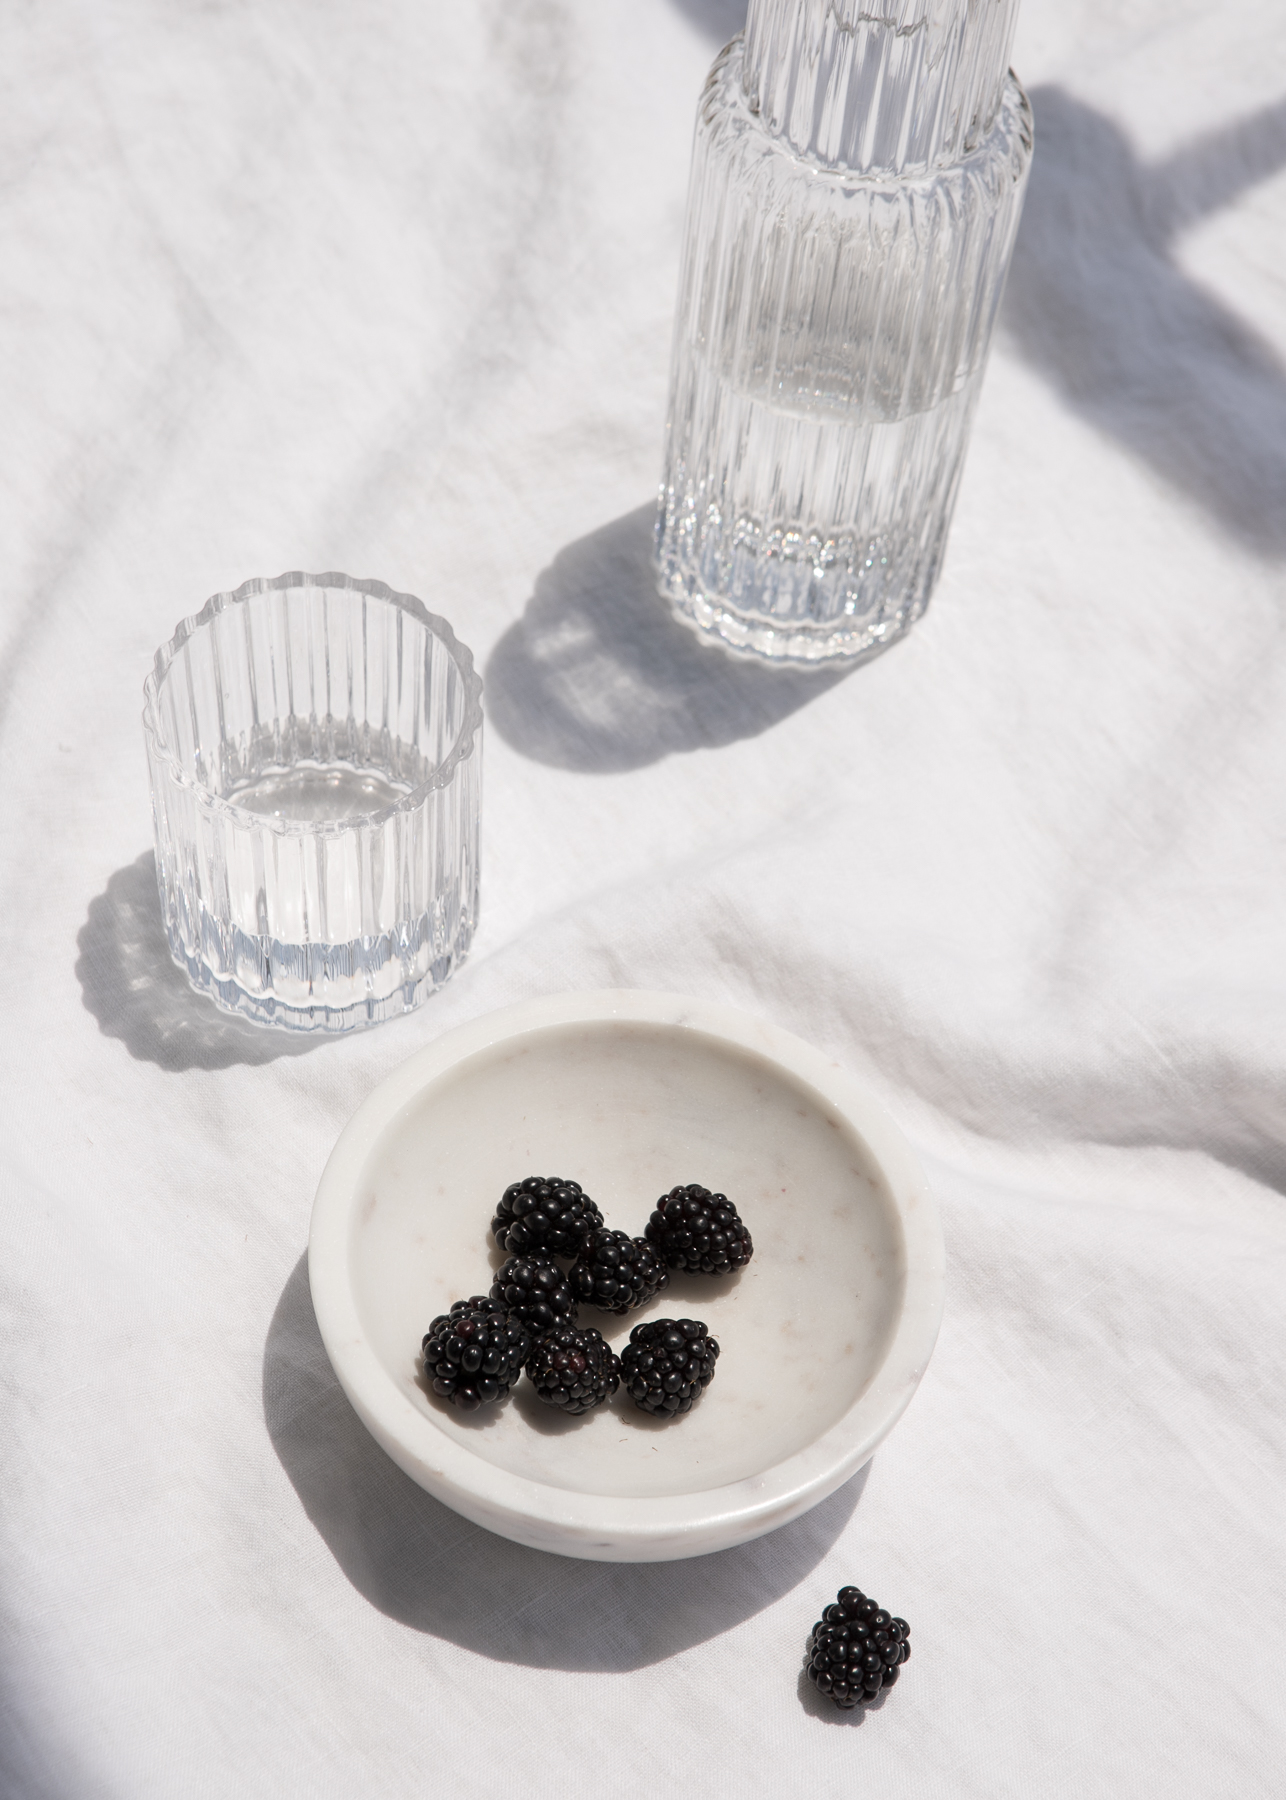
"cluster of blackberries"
422,1293,621,1418
421,1175,751,1420
805,1587,911,1711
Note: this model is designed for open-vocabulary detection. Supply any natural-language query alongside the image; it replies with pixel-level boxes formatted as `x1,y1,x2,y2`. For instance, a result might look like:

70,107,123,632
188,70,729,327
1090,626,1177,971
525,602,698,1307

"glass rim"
142,570,484,837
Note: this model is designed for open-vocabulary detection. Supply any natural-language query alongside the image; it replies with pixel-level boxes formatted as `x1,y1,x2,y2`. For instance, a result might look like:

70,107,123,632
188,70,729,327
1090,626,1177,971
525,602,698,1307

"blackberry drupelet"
568,1228,669,1315
491,1176,603,1259
421,1297,530,1411
489,1251,578,1334
620,1317,718,1417
805,1587,911,1711
644,1183,753,1275
525,1325,621,1415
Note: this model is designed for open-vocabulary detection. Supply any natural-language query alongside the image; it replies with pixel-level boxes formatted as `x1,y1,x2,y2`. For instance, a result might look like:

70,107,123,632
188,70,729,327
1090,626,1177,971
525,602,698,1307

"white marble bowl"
308,991,943,1562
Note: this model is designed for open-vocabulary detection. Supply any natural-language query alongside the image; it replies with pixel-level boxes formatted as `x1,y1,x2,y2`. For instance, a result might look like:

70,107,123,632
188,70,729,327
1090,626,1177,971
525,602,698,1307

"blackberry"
525,1325,621,1415
805,1587,911,1711
569,1228,669,1315
644,1183,753,1276
620,1317,718,1417
489,1251,578,1335
421,1297,530,1411
491,1176,603,1259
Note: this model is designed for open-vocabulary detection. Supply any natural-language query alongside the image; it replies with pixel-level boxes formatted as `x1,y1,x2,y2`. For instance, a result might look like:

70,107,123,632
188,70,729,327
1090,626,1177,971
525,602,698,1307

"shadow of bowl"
264,1254,867,1670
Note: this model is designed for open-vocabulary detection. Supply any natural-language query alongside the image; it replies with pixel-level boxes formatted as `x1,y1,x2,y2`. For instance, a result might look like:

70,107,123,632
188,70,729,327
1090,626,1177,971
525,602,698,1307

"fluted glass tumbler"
143,572,482,1032
656,0,1033,665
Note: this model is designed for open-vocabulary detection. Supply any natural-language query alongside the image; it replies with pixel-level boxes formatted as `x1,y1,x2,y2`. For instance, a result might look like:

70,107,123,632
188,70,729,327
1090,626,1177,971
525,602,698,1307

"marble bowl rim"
307,989,944,1562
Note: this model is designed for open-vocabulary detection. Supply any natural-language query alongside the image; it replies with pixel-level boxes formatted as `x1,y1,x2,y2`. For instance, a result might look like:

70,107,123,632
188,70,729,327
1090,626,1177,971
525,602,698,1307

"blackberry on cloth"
569,1228,669,1315
806,1587,910,1711
489,1251,577,1334
491,1176,602,1259
620,1317,718,1417
422,1297,530,1411
526,1325,621,1415
644,1183,753,1275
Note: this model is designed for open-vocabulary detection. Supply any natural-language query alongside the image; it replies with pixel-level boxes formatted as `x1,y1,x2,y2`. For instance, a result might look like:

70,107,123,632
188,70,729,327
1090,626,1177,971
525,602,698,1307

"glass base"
165,913,474,1033
655,555,934,666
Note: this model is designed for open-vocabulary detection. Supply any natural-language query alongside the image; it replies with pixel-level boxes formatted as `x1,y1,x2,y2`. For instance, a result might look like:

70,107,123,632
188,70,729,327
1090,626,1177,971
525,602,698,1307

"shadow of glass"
264,1254,866,1670
1005,86,1286,557
75,852,325,1073
485,504,850,773
669,0,746,41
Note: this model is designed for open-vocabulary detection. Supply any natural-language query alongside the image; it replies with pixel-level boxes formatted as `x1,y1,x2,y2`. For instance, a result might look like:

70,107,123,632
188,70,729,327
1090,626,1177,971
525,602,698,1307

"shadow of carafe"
1004,85,1286,557
485,504,850,773
263,1253,868,1672
669,0,746,42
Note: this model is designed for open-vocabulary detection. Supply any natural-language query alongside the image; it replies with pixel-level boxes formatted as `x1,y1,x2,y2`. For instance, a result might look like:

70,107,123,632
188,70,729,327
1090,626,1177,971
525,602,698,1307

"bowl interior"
348,1018,907,1500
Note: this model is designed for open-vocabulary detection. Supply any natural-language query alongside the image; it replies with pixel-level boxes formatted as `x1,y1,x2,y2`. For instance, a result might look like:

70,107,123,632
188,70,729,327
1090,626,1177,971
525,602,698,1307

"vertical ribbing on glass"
143,573,483,1033
741,0,1021,174
655,33,1031,665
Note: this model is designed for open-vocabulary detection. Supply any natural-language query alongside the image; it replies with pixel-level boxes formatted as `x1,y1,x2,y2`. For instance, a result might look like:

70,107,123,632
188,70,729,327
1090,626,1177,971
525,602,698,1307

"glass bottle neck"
741,0,1020,175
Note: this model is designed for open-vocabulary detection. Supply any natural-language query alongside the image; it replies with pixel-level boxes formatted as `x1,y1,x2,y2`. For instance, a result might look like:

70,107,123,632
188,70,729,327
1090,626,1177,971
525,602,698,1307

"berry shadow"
509,1382,599,1435
657,1268,745,1310
264,1253,867,1671
609,1390,692,1432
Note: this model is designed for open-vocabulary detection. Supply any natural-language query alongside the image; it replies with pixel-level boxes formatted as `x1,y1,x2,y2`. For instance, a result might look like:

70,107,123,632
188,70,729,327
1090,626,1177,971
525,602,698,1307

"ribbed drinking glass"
143,572,482,1032
656,0,1033,664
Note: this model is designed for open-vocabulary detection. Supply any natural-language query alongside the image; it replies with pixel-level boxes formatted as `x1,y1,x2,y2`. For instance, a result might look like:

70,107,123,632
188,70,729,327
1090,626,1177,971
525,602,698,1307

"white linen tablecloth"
3,2,1284,1793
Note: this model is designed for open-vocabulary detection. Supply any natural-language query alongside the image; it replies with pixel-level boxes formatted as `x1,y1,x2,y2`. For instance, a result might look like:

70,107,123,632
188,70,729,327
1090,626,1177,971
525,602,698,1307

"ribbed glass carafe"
655,0,1033,664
